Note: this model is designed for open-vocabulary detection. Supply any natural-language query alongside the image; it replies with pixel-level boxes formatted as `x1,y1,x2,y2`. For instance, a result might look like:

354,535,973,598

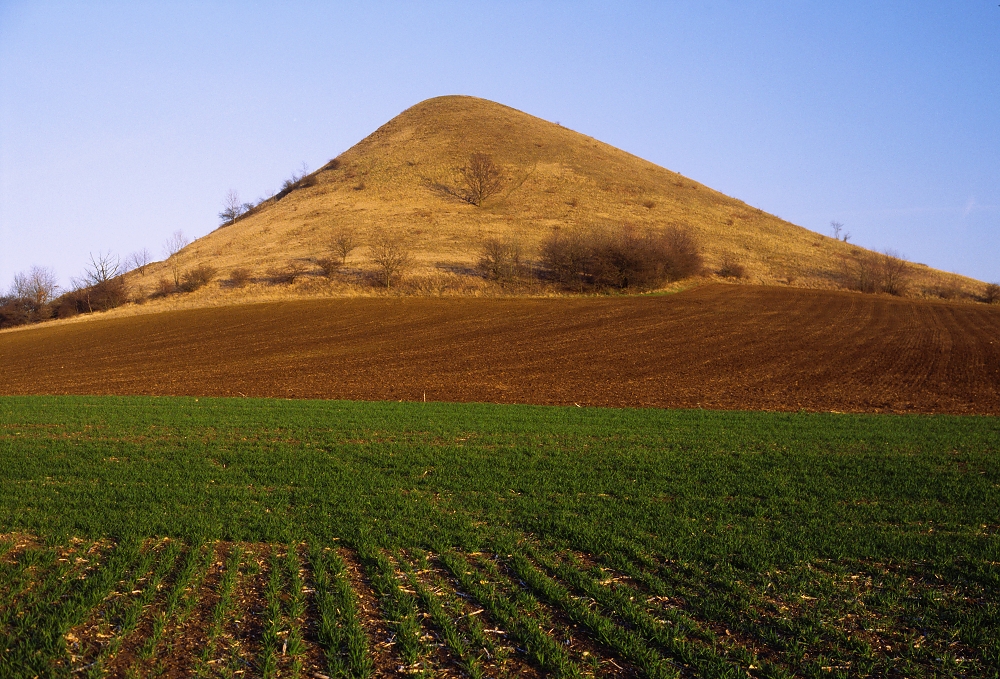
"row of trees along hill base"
0,233,185,330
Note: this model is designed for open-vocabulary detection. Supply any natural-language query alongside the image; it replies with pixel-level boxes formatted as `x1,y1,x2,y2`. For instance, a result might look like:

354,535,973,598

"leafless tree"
830,221,843,240
127,248,152,275
74,251,128,312
368,227,412,288
331,225,359,265
163,230,190,258
460,153,504,206
80,251,121,286
11,266,59,306
219,189,245,225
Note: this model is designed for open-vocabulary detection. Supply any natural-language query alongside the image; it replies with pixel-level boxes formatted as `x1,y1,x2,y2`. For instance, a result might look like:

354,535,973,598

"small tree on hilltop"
368,227,412,289
460,153,504,206
127,248,152,275
163,230,189,258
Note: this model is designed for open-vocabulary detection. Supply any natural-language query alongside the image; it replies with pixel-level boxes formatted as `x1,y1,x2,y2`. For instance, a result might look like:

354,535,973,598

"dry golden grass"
125,95,982,308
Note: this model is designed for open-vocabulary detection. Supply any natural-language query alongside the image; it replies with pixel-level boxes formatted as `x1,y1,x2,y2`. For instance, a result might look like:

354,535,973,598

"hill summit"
132,95,979,302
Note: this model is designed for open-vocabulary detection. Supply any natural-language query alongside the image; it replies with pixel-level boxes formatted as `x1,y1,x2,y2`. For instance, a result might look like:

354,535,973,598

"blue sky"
1,1,998,289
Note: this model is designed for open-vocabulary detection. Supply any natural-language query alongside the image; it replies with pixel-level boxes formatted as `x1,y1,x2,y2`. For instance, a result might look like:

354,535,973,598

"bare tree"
331,225,359,265
127,248,152,275
74,251,128,312
460,153,504,206
80,251,121,286
368,227,412,289
830,221,843,240
219,189,244,225
11,266,59,306
163,230,190,258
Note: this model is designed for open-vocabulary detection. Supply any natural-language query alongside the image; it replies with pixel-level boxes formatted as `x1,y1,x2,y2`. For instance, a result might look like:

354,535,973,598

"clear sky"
1,1,998,291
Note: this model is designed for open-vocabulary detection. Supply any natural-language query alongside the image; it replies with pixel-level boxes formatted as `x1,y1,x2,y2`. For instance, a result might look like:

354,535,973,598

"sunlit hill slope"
130,95,981,304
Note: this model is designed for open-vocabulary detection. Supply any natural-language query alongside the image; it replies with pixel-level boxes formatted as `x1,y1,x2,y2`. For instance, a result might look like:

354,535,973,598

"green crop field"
0,395,997,678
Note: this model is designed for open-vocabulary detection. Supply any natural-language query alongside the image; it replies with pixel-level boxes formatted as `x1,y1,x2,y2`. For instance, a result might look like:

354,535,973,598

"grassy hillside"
128,95,982,306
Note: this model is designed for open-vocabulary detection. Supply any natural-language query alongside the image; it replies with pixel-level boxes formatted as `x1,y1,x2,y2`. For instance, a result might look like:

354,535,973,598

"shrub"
842,249,911,296
228,268,252,288
477,237,525,284
0,298,32,329
540,229,591,290
540,225,702,292
926,282,961,300
717,254,747,279
985,283,1000,305
269,262,306,285
179,264,217,293
69,278,129,313
315,257,340,278
154,278,176,297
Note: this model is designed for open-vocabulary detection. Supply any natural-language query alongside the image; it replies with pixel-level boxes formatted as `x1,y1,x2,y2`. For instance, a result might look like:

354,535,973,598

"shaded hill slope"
3,285,998,414
130,95,982,303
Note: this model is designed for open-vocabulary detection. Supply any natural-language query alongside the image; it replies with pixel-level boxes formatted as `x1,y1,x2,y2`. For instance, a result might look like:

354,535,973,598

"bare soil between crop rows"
2,284,998,414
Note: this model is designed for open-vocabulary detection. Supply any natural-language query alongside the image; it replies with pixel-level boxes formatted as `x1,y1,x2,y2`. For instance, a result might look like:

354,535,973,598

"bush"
315,257,340,278
229,268,252,288
54,278,129,314
985,283,1000,305
843,249,911,296
477,237,525,284
179,264,217,293
540,225,702,292
717,254,747,279
0,298,32,329
540,229,591,290
154,278,176,297
926,282,961,300
269,262,306,285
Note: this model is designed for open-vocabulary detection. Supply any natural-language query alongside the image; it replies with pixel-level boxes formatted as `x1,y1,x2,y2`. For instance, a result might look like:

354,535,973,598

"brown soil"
2,284,998,414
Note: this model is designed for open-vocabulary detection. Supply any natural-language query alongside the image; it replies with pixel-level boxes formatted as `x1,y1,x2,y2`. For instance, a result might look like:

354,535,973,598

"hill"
124,95,983,306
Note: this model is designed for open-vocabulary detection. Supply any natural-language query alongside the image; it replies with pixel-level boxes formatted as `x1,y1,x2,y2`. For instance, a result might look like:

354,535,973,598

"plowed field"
2,284,998,414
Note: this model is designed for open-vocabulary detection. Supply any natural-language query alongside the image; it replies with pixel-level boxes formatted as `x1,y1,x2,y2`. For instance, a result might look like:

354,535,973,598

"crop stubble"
1,284,997,414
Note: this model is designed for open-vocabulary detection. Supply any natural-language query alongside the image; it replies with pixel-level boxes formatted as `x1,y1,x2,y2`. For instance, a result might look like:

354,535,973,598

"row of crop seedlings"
551,537,998,678
1,537,751,679
9,536,956,679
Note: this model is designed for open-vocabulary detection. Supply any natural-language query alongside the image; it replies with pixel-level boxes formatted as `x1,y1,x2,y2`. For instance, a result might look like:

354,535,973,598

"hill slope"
133,95,980,302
